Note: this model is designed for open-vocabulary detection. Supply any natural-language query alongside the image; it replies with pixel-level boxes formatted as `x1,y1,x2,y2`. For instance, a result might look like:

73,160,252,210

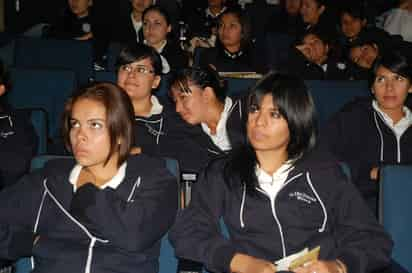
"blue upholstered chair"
14,37,93,85
379,165,412,273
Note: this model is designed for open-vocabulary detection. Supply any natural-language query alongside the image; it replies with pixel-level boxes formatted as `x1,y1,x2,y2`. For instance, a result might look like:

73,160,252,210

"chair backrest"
14,37,93,85
306,80,370,126
8,67,76,137
93,71,117,83
27,108,48,155
225,77,257,97
0,40,15,67
379,165,412,272
159,157,180,273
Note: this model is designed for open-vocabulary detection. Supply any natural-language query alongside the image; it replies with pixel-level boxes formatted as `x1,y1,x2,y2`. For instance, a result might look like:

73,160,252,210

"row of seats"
8,64,370,156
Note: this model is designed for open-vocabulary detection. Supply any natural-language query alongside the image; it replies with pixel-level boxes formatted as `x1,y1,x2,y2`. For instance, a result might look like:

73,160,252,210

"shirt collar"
69,162,127,192
205,6,227,18
150,95,164,116
255,161,294,185
372,100,412,126
201,97,233,135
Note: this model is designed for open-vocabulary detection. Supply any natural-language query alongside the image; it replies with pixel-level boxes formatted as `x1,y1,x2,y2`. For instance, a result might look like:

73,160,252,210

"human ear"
152,75,161,89
0,85,6,97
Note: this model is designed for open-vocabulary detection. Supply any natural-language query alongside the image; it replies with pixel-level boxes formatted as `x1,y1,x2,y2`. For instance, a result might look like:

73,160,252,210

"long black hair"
224,72,317,195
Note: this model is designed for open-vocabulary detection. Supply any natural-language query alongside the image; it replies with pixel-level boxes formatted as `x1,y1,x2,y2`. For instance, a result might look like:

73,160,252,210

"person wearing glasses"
0,82,178,273
116,43,202,171
170,72,392,273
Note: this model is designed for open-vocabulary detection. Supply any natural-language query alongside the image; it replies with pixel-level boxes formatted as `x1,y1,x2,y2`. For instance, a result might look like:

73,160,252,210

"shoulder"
126,154,176,179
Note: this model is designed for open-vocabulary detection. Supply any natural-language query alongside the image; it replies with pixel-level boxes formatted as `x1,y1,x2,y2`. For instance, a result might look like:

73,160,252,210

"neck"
133,96,153,117
256,150,288,176
385,107,405,124
205,100,225,135
225,44,241,53
210,6,223,16
84,158,119,187
150,40,166,51
132,11,143,22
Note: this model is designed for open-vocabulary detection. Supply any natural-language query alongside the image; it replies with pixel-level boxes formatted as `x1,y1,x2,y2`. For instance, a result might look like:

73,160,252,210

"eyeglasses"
120,64,155,75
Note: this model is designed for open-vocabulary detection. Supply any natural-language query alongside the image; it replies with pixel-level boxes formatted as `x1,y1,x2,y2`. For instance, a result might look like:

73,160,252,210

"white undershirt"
201,97,233,151
68,162,127,192
256,162,294,200
131,13,143,43
372,100,412,138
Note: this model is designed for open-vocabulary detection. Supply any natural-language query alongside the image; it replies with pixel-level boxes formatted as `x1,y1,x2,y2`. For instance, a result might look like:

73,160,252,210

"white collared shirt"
144,40,170,73
205,6,227,18
130,13,143,42
372,100,412,138
69,162,127,192
201,97,233,151
150,95,164,116
256,162,294,200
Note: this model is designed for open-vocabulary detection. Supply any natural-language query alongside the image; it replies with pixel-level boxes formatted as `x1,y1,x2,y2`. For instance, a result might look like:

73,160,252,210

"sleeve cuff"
211,244,237,273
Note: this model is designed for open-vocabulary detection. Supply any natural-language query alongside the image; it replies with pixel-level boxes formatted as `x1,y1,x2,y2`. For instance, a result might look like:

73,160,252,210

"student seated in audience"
142,5,188,72
382,0,412,43
186,0,228,49
116,43,199,171
0,60,37,190
197,8,266,73
286,27,351,80
170,72,392,273
266,0,305,38
169,66,247,165
46,0,95,40
300,0,338,41
338,3,394,50
111,0,154,45
320,50,412,215
0,82,178,273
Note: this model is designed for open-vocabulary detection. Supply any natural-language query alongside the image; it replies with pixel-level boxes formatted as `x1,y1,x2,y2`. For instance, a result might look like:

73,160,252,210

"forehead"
144,10,166,21
128,57,154,68
71,98,106,119
375,65,398,76
221,13,241,24
302,0,319,7
341,12,359,21
304,33,321,42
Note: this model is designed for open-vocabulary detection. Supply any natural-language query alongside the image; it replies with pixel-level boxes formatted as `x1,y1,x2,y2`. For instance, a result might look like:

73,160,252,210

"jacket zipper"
255,173,303,258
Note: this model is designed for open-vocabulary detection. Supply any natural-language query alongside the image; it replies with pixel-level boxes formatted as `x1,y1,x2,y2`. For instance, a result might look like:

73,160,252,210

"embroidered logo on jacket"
289,192,317,204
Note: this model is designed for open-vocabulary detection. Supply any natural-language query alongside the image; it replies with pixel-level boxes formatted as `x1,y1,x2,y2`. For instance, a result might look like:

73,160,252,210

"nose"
385,79,394,92
76,126,87,142
255,112,267,127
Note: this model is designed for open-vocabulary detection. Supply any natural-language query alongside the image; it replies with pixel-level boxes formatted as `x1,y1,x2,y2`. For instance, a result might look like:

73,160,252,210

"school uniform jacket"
170,153,392,273
177,97,247,173
320,97,412,200
0,154,178,273
0,106,38,189
285,48,351,80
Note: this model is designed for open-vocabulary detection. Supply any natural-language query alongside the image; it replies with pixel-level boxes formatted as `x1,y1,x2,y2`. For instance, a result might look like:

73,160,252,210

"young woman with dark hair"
300,0,338,40
116,43,201,172
0,82,177,273
169,65,247,164
197,8,266,73
170,72,392,273
0,60,38,189
321,50,412,215
142,5,188,72
286,27,351,80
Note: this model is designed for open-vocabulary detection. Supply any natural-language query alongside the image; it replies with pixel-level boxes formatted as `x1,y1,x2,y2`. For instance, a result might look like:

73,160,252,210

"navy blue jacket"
320,97,412,201
0,154,177,273
170,153,392,273
0,106,38,189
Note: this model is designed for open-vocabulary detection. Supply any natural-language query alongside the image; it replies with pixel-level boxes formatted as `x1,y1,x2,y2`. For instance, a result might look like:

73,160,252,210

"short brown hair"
62,82,134,167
